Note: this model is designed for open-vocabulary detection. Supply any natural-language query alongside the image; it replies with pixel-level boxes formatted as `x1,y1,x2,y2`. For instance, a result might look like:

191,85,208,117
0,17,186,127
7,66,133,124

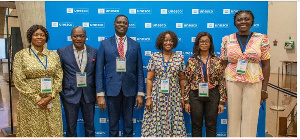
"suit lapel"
125,36,131,58
84,45,91,72
111,36,120,57
68,44,81,71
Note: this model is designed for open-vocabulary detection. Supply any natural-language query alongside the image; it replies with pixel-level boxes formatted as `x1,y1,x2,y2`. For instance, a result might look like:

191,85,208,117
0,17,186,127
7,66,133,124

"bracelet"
145,96,152,99
261,90,268,93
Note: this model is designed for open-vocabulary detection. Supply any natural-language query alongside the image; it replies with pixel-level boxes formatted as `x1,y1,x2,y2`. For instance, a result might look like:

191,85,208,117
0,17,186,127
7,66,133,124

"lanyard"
236,32,251,52
77,49,84,69
199,55,209,82
162,52,172,73
30,48,47,71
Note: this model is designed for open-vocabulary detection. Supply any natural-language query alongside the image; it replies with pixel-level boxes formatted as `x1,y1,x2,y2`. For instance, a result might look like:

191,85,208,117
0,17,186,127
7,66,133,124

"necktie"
118,37,124,58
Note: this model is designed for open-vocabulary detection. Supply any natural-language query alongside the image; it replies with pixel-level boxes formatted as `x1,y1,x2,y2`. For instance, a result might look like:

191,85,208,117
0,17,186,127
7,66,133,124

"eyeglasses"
199,40,210,44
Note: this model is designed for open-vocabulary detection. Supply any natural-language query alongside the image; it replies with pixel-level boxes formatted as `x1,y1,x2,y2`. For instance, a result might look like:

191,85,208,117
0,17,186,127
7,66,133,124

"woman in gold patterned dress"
13,24,63,137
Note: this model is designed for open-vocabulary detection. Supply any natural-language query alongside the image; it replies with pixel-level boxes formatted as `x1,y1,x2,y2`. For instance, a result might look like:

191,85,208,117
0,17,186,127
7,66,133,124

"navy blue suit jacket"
96,35,144,96
58,44,97,104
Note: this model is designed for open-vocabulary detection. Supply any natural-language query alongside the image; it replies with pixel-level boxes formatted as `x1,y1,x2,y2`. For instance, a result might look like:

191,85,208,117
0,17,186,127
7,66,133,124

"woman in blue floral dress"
141,31,186,137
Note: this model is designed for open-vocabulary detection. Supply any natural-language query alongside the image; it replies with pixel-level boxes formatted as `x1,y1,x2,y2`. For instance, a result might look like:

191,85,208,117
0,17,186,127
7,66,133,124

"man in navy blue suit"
96,15,145,137
57,26,97,137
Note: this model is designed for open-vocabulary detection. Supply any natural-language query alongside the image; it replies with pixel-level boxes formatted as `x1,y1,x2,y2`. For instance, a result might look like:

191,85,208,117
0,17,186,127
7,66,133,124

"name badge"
199,83,209,97
41,78,52,93
161,79,170,93
76,72,87,87
116,57,126,72
236,59,248,74
36,102,52,109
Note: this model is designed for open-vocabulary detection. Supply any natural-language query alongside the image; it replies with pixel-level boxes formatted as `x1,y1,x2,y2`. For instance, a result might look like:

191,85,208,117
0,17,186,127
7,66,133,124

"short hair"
114,14,129,24
193,32,215,57
234,10,255,27
26,24,49,44
155,31,178,50
71,26,86,36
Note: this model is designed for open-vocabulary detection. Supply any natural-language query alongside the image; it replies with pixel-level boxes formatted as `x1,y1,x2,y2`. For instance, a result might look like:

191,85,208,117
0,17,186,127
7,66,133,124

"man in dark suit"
96,15,144,137
57,26,97,137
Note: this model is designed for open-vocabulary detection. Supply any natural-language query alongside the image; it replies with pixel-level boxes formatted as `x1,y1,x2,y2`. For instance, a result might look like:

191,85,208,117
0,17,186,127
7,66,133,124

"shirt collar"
73,44,86,51
115,34,127,41
31,45,49,56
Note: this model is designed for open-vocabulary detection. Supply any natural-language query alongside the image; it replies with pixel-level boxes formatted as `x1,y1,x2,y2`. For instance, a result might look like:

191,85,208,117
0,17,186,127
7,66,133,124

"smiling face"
114,16,128,37
162,33,173,52
235,12,253,33
71,27,86,50
198,36,210,52
31,29,46,47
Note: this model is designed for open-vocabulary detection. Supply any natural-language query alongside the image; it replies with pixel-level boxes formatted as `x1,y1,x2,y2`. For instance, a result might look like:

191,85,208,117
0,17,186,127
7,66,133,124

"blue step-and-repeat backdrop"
45,1,268,137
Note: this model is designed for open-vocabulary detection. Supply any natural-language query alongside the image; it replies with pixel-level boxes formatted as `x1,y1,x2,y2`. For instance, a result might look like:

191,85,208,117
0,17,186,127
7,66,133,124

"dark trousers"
189,87,220,137
107,90,135,137
62,93,95,137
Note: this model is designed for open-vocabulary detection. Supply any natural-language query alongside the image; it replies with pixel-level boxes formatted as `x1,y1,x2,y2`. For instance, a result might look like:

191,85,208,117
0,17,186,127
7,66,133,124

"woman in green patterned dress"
13,25,63,137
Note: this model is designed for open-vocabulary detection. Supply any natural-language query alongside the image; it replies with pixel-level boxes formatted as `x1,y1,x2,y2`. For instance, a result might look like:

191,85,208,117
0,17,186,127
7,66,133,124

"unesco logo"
223,9,230,14
221,119,227,124
67,36,72,41
98,9,105,14
207,23,214,28
192,9,214,14
98,37,106,42
176,23,183,28
153,23,167,28
129,8,152,14
145,23,152,28
99,118,107,123
52,22,73,28
137,37,151,42
77,118,84,122
215,23,229,28
161,9,183,14
176,51,182,55
98,8,120,14
67,8,89,14
66,8,73,13
95,132,106,135
223,9,238,14
130,37,136,41
192,9,199,14
191,37,196,42
83,22,105,28
145,51,151,56
82,22,89,27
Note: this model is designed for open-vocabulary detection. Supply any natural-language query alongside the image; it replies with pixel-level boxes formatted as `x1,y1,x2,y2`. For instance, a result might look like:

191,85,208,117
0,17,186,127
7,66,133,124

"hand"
145,98,153,112
261,91,268,105
218,104,224,114
185,104,190,115
180,99,185,110
37,96,52,109
96,96,106,111
135,96,144,110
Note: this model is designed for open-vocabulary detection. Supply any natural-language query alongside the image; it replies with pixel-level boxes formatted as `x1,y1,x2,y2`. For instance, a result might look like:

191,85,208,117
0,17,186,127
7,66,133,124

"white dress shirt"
73,44,87,73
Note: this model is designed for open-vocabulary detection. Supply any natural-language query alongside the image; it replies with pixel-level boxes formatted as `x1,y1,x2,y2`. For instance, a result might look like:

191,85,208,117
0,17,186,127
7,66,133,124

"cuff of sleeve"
219,101,225,105
138,92,145,96
97,92,105,97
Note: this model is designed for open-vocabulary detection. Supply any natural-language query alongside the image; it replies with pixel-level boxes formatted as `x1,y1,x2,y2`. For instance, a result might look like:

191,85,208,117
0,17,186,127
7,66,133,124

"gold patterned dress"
13,47,63,137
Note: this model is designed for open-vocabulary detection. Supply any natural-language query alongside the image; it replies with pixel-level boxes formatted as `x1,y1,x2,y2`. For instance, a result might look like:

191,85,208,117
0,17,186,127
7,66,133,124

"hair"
193,32,215,57
26,24,49,53
114,14,129,24
71,26,86,36
234,10,255,27
155,30,178,50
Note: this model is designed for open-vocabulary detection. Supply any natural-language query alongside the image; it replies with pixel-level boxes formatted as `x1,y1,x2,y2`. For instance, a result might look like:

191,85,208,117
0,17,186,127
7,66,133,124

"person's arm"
13,51,42,104
96,43,106,111
260,34,271,103
135,43,145,109
220,36,228,69
218,59,226,114
261,59,270,102
145,71,155,112
184,58,192,114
